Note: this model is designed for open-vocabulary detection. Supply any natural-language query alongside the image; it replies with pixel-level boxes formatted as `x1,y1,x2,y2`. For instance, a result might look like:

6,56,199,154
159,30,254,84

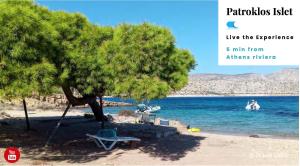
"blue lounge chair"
86,129,141,150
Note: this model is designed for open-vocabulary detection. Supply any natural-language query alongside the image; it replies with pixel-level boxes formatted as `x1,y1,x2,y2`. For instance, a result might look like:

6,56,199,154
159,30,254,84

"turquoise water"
84,96,299,138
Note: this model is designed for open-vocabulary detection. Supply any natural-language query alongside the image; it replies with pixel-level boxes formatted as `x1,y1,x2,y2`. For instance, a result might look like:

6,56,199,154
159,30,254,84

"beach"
1,1,298,165
0,108,298,166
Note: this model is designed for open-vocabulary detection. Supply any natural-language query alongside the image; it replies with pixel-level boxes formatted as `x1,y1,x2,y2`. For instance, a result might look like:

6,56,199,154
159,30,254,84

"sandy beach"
0,107,298,166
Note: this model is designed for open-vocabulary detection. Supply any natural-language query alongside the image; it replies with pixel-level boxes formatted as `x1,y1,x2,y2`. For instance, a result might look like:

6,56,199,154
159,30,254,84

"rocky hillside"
172,68,299,96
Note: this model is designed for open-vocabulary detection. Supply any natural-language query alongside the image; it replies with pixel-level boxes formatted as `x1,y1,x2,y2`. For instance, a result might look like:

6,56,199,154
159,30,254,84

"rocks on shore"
249,134,260,138
104,101,132,107
0,94,132,110
0,112,11,118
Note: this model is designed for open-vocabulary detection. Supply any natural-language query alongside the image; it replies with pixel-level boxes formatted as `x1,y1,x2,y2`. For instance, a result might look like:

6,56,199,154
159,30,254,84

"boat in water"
245,100,260,111
135,104,161,114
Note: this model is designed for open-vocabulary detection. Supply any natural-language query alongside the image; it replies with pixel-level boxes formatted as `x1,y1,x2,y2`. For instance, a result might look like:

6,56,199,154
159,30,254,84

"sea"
83,96,299,138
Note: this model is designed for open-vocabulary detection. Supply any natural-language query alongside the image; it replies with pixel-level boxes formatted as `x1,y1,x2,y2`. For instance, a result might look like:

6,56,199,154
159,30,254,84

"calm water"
84,96,299,138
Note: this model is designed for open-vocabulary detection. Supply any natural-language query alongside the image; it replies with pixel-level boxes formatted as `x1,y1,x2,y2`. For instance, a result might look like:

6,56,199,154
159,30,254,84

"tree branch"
62,85,95,106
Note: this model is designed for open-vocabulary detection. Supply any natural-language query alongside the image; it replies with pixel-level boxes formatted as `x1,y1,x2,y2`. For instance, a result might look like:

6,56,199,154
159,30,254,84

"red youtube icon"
4,147,20,163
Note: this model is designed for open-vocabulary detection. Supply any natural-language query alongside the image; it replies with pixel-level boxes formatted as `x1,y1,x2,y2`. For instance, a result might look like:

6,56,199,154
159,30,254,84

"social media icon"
4,147,20,163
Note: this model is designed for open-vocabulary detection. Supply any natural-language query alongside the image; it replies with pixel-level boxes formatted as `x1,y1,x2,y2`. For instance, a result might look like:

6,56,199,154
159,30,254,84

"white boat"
135,104,161,114
245,100,260,111
146,106,161,113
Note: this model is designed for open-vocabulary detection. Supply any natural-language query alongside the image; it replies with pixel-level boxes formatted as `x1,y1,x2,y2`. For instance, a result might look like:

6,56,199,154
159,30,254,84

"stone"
249,134,260,138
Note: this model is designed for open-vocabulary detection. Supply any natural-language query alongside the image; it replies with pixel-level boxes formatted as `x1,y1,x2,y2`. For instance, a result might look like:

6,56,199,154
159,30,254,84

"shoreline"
1,108,298,140
1,108,298,165
200,130,299,140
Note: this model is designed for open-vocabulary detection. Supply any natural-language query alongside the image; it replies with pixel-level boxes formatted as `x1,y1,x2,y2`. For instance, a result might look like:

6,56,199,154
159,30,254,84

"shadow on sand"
0,116,205,164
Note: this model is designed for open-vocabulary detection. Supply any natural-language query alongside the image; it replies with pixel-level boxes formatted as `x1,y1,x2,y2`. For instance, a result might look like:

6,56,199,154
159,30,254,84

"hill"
172,68,299,96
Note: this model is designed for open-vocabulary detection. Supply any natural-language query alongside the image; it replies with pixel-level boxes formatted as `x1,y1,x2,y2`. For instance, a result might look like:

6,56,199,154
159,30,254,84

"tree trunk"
99,96,105,128
88,96,105,122
62,85,106,121
22,99,30,130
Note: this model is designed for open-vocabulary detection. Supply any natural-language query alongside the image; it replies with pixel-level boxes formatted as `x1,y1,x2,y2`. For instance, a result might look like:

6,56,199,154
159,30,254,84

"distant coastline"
167,94,299,97
171,68,299,97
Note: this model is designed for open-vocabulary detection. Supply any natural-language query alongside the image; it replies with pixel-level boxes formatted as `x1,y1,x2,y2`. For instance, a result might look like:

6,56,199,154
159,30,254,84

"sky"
37,0,297,74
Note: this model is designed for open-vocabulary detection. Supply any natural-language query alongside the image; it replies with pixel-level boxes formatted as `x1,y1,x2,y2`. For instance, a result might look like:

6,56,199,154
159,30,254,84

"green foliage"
101,23,195,101
49,11,114,95
0,0,57,98
0,1,195,102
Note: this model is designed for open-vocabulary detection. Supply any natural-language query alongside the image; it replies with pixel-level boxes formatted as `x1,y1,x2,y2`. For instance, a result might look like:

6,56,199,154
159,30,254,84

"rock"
106,114,114,121
102,101,133,107
84,113,94,119
249,134,260,138
40,96,46,101
0,112,11,118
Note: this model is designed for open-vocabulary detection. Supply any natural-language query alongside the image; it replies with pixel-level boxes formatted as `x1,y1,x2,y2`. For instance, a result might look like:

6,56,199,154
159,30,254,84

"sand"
0,108,298,166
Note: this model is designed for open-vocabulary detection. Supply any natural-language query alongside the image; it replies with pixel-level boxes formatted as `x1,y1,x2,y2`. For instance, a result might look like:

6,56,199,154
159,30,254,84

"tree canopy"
0,1,195,120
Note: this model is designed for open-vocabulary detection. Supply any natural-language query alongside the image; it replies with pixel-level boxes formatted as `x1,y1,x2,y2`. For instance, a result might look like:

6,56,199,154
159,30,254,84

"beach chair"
86,129,141,150
136,113,156,124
